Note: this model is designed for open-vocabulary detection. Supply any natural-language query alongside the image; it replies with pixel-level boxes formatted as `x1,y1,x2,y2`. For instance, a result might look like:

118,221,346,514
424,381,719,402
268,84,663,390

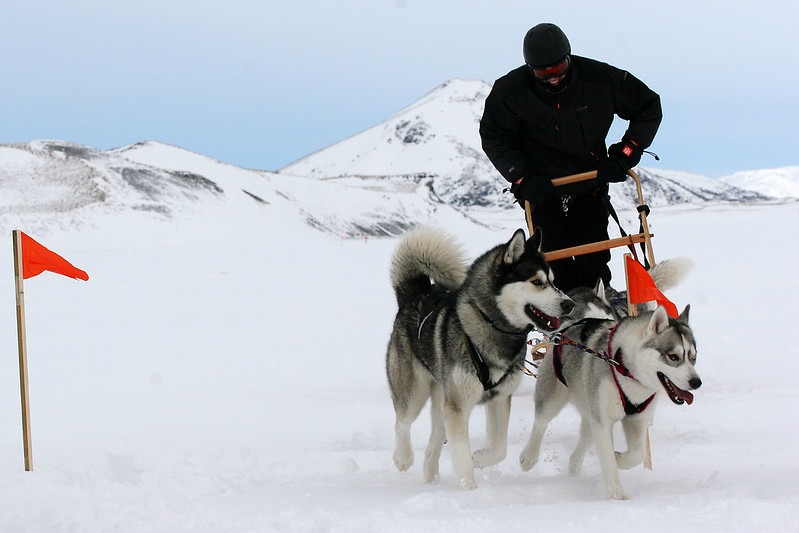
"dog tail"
649,257,694,290
390,227,468,306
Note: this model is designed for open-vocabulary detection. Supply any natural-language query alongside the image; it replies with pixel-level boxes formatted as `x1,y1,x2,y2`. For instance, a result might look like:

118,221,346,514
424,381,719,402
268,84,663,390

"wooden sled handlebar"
524,169,656,266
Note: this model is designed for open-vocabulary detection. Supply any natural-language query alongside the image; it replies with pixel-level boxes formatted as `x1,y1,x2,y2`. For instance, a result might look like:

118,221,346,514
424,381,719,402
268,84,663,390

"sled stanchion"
627,169,656,266
524,200,535,238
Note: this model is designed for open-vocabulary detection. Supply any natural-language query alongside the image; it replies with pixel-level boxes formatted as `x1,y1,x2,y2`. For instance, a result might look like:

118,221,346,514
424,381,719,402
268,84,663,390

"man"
480,23,662,292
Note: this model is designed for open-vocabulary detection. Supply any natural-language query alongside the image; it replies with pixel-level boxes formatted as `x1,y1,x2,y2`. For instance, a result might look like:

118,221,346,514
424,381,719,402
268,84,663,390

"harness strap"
416,290,454,340
602,194,650,269
608,330,655,414
553,324,654,414
416,291,520,392
611,367,655,415
417,309,435,340
467,341,516,392
552,343,568,386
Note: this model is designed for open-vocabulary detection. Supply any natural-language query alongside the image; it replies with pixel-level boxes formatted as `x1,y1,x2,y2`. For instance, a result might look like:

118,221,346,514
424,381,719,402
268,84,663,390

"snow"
1,195,797,531
720,166,799,199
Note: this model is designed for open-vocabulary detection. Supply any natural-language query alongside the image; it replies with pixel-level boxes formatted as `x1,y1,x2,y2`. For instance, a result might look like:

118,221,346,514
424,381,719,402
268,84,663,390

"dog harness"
611,348,655,415
467,341,519,392
416,292,526,392
553,325,655,415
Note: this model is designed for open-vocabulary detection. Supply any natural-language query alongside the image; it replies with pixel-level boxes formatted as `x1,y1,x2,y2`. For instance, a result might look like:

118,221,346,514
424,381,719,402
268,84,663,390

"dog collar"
470,300,532,337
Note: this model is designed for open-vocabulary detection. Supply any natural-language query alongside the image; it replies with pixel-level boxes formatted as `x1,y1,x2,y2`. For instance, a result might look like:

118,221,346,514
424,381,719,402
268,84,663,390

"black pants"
530,191,611,293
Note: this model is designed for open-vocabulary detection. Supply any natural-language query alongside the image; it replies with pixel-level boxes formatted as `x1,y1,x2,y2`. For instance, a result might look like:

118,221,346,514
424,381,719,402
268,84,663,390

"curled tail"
649,257,694,291
390,227,468,307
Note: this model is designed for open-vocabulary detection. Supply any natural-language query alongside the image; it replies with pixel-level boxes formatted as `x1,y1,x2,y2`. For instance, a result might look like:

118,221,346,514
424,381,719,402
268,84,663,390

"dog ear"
526,227,543,254
678,304,691,324
504,229,527,264
594,278,607,303
647,305,670,335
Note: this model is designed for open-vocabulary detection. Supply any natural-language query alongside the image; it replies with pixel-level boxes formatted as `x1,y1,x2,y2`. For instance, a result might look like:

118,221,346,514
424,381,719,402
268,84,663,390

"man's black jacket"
480,55,662,193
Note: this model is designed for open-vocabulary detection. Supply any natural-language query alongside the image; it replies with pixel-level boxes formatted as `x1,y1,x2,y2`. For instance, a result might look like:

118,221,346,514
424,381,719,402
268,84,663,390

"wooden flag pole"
625,253,653,471
12,230,33,471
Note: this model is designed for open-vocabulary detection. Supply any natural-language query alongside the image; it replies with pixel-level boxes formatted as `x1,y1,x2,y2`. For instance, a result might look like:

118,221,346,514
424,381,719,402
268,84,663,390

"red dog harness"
553,325,655,415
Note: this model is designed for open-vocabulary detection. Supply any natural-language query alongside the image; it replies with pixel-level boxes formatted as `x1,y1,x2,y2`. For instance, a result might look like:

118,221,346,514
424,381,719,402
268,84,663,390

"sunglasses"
530,56,570,81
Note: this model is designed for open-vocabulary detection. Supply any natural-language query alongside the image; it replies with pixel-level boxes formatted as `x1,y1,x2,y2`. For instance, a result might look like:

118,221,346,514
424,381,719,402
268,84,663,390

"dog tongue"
675,386,694,405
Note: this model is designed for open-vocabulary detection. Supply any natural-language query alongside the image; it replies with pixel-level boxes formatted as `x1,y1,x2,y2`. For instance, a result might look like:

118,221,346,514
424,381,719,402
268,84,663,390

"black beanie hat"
523,23,571,67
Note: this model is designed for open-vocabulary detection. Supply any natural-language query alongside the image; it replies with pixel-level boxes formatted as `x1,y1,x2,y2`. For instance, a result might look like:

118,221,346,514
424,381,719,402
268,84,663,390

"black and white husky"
386,227,574,489
520,291,701,499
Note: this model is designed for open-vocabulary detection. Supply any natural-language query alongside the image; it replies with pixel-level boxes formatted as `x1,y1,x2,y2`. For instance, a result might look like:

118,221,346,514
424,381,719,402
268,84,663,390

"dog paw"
519,451,537,472
424,471,440,485
423,461,440,484
458,476,478,490
393,451,414,472
472,448,503,469
567,456,583,477
519,442,540,472
608,489,631,501
615,451,641,470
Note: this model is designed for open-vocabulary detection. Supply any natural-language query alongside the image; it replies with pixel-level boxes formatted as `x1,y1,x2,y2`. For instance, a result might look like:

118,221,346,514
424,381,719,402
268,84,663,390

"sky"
2,1,797,178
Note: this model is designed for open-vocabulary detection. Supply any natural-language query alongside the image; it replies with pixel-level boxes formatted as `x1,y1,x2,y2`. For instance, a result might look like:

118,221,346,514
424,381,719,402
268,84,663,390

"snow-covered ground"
0,199,797,532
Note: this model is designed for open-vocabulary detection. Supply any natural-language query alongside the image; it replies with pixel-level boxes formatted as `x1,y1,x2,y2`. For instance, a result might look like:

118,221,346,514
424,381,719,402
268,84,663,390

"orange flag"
20,232,89,281
626,255,678,318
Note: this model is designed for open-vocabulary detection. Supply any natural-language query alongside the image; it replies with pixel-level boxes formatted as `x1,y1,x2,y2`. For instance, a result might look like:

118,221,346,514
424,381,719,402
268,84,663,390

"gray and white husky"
519,299,701,499
386,227,574,489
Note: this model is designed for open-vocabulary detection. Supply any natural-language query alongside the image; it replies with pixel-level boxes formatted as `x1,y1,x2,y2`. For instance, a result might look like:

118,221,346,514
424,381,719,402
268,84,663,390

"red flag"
626,256,677,318
20,232,89,281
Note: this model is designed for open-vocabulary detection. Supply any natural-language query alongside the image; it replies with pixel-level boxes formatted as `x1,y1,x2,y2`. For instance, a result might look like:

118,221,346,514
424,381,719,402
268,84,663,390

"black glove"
597,140,643,184
596,156,628,183
510,176,555,206
608,140,643,169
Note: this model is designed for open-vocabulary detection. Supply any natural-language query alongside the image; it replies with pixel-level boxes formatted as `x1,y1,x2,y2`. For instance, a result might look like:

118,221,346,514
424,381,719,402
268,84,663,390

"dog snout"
689,376,702,390
561,299,575,315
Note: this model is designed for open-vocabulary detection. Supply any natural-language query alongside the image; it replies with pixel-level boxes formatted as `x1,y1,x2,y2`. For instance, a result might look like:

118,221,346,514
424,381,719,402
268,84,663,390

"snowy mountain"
282,79,504,208
281,79,776,209
0,80,793,239
0,140,470,239
719,166,799,198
